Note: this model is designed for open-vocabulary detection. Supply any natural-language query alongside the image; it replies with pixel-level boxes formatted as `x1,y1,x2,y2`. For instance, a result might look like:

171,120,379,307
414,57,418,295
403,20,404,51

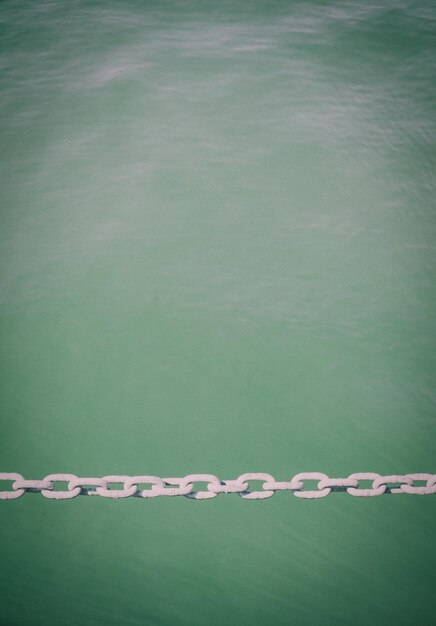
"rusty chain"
1,472,435,500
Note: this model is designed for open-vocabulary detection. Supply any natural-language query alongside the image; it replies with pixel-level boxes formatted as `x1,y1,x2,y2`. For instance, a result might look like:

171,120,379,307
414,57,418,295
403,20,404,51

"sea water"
1,1,435,625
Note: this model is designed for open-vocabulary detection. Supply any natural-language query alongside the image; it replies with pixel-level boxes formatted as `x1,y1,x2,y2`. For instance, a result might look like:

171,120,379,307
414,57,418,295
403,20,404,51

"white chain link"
1,472,436,500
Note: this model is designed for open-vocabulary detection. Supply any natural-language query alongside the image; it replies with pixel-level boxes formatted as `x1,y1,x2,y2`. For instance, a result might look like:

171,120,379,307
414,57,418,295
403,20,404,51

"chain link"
1,472,435,501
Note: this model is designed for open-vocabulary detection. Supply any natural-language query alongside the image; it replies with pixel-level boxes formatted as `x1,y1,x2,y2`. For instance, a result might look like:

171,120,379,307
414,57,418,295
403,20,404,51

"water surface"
1,1,435,624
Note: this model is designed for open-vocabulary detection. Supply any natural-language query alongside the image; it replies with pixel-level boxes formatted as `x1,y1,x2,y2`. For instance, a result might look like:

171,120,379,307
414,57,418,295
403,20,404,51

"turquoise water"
1,1,435,624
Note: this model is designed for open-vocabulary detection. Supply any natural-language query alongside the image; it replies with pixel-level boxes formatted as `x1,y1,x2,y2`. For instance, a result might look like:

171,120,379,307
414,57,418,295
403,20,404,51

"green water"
1,1,435,624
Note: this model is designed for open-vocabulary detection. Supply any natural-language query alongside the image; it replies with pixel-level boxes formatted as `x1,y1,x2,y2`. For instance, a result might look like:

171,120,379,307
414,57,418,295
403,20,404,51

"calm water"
1,1,435,625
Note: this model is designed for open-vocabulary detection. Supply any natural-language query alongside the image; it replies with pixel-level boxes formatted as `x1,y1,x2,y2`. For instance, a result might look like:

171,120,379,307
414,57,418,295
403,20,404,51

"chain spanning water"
2,472,435,500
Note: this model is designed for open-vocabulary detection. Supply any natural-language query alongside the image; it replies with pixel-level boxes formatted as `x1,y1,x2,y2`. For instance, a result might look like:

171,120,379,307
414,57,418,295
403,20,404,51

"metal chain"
1,472,435,500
